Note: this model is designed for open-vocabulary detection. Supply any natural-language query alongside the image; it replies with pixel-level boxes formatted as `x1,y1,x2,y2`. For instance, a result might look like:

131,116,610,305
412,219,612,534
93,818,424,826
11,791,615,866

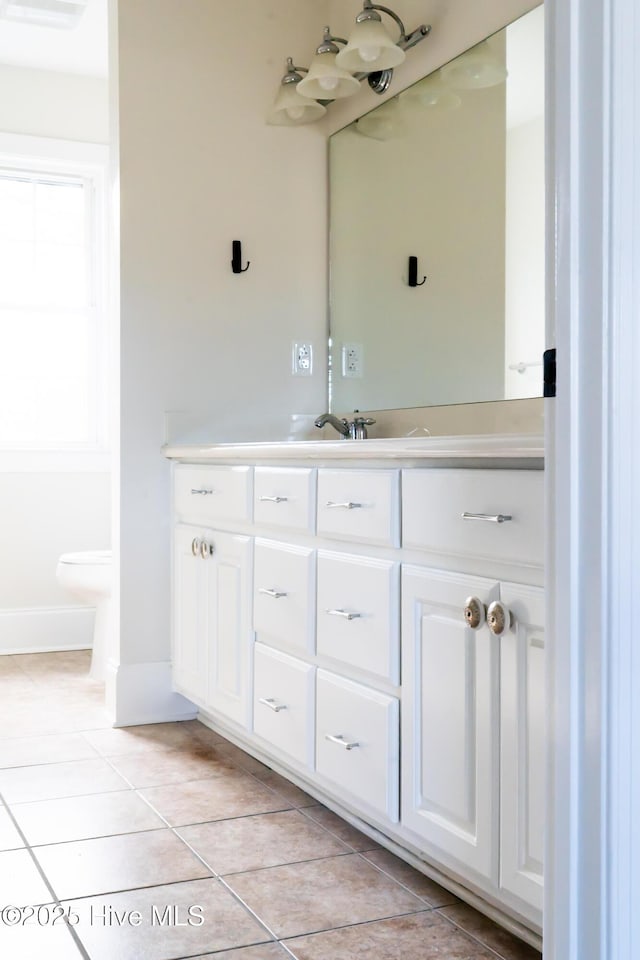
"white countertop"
162,433,544,464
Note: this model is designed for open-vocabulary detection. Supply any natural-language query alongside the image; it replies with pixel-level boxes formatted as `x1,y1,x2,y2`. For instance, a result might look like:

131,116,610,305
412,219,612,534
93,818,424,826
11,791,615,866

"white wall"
112,0,329,722
0,64,108,143
0,67,111,655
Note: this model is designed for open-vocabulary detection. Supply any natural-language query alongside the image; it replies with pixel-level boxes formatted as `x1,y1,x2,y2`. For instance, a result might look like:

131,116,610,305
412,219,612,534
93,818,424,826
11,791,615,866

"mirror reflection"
329,5,544,413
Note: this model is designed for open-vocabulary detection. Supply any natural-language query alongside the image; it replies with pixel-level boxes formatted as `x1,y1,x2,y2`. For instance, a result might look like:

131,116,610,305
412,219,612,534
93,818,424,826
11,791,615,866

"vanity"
163,435,544,946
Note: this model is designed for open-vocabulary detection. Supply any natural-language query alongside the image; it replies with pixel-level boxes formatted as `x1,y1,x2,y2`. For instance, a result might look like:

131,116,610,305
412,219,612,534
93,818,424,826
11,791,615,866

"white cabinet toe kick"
167,448,544,947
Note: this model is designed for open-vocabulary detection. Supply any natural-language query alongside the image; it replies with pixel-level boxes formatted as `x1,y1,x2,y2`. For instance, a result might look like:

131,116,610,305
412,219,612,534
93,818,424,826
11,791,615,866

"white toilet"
56,550,112,682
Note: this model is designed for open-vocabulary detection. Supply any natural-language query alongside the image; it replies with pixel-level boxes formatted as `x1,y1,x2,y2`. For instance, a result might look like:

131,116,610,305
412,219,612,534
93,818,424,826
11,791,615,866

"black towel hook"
408,255,427,287
231,240,250,273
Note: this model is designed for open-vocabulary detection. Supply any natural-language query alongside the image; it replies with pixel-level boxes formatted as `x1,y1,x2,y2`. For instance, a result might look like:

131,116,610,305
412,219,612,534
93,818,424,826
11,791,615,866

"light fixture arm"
359,0,430,51
316,26,349,55
281,57,309,85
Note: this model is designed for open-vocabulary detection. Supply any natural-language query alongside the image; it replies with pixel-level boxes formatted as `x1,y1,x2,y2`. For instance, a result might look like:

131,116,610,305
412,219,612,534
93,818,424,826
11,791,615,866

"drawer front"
317,469,399,547
174,465,252,524
253,539,315,655
253,644,315,767
254,467,316,533
402,468,544,567
317,551,399,683
316,669,399,823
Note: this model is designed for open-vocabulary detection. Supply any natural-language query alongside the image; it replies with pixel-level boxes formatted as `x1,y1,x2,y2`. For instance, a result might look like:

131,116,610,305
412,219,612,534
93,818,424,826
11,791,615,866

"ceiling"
0,0,108,77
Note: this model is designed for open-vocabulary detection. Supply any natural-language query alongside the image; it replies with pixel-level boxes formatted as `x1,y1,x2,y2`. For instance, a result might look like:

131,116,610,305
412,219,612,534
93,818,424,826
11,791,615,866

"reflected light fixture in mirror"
440,39,509,89
267,1,431,127
356,97,406,140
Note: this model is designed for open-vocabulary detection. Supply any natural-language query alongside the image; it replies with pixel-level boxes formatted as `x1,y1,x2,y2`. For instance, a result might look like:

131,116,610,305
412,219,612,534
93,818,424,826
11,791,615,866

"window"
0,135,108,459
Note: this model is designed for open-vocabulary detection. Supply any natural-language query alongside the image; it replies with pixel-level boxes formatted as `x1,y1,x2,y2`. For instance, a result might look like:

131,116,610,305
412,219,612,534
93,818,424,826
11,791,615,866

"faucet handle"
354,417,376,426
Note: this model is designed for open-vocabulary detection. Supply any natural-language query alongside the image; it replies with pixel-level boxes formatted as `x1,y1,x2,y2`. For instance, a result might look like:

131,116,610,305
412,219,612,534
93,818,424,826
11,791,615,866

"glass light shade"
297,51,360,100
401,72,461,111
335,18,406,72
267,82,327,126
356,98,406,140
440,41,508,90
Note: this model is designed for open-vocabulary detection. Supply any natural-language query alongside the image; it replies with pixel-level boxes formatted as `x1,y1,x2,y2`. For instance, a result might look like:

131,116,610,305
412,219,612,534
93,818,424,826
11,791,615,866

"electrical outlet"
341,342,363,378
292,342,313,376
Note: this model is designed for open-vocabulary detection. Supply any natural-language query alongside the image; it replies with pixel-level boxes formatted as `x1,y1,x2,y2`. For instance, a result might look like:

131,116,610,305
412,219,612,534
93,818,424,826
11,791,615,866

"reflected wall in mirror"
329,4,544,413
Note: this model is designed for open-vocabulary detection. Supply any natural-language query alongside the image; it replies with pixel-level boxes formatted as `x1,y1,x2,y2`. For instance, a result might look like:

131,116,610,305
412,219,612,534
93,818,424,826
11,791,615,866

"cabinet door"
401,565,500,882
173,525,208,704
499,581,545,913
205,529,253,728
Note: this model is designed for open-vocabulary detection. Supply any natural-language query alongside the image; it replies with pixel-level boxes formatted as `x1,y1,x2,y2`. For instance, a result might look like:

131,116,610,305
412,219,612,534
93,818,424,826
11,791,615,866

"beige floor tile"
13,650,91,678
226,853,427,939
284,912,497,960
0,848,53,906
190,721,230,747
253,770,316,808
178,809,350,875
0,655,28,678
0,917,83,959
362,848,460,907
83,720,203,757
0,732,98,769
34,828,211,900
0,757,128,803
438,903,542,959
65,877,271,960
192,946,288,960
0,806,24,850
215,741,274,777
139,771,291,826
109,743,240,788
301,804,381,852
11,789,166,846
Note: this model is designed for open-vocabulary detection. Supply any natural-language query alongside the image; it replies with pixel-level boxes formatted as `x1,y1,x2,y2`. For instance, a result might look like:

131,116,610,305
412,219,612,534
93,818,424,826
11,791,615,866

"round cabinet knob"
464,596,486,629
200,540,213,559
191,538,200,556
487,600,512,636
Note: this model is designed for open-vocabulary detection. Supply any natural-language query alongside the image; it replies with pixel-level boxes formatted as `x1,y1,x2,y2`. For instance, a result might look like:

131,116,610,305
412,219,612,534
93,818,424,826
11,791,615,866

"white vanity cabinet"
172,465,253,728
167,441,545,943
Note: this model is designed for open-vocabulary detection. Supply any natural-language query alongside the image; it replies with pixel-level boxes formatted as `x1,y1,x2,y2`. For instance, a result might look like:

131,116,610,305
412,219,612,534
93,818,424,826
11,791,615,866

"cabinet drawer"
317,469,399,547
402,468,544,568
317,551,399,683
253,539,315,655
254,467,315,533
174,465,252,525
316,670,399,823
253,644,315,767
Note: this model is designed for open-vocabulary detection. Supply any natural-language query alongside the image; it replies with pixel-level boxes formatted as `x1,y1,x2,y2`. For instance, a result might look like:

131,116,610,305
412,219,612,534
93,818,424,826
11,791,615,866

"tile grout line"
434,908,518,960
0,790,91,960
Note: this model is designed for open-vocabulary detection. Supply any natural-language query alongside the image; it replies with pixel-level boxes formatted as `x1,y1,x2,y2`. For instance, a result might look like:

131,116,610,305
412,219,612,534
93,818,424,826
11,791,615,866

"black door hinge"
543,348,556,398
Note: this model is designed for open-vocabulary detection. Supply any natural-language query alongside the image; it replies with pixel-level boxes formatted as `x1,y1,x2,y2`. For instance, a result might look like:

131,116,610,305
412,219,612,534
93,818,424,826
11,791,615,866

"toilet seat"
59,550,111,565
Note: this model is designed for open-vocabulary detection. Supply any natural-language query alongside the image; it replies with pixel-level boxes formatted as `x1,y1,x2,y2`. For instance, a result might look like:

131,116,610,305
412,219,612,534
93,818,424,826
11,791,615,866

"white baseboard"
0,606,94,655
107,660,197,727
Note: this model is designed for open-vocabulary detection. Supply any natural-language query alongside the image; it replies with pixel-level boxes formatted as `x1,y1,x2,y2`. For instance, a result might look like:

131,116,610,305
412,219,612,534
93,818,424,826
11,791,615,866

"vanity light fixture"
268,2,431,127
268,59,328,126
297,27,361,101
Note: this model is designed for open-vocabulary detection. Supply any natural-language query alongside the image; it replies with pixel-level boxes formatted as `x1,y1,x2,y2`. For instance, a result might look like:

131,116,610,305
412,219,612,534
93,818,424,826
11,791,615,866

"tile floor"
0,651,542,960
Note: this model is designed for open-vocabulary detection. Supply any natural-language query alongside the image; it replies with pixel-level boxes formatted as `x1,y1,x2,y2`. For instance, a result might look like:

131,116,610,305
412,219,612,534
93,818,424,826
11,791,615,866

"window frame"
0,132,109,472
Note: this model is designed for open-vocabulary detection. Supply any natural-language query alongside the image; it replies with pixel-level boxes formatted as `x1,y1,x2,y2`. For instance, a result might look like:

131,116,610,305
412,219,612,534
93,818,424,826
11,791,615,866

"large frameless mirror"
328,4,544,413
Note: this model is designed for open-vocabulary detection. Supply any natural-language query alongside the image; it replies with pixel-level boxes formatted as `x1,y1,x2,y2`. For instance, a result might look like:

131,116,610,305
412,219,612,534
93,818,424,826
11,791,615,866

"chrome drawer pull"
326,501,363,510
325,733,359,751
191,488,215,496
462,512,512,524
259,495,289,503
326,608,362,621
200,540,214,559
259,697,287,713
191,538,200,556
259,588,288,599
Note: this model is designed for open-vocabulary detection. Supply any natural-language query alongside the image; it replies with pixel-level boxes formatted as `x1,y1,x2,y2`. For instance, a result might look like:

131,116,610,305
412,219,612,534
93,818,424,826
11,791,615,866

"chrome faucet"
314,413,376,440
